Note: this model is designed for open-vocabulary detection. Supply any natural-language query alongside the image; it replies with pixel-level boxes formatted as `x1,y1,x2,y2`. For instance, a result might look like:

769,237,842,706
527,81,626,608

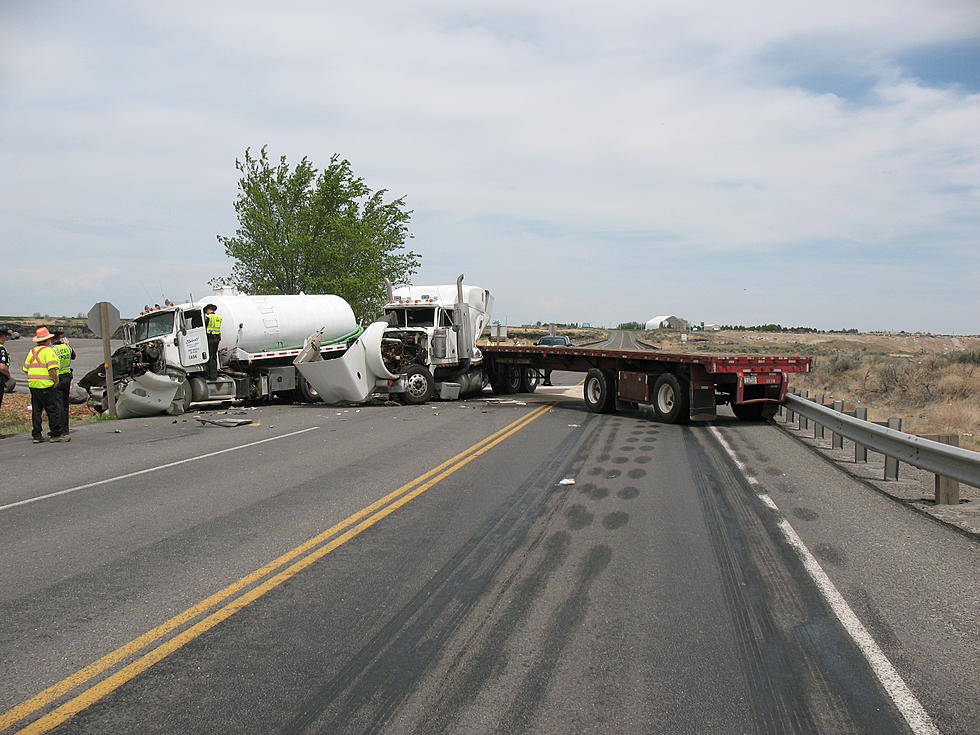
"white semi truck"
80,290,363,418
295,276,495,405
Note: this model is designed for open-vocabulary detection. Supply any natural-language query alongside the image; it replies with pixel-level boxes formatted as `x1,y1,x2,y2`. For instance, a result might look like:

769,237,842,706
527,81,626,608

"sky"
2,1,979,333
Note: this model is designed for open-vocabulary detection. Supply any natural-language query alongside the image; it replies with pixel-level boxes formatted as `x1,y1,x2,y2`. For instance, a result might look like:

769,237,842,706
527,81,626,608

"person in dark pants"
204,304,222,380
22,327,68,443
0,327,11,411
52,329,76,433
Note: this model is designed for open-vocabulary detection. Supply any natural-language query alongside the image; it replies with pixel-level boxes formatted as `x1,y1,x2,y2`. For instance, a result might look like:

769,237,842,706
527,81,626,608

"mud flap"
688,363,717,421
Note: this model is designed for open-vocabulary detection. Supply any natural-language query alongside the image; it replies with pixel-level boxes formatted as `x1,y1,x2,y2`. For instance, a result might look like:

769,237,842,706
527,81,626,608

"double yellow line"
3,402,554,735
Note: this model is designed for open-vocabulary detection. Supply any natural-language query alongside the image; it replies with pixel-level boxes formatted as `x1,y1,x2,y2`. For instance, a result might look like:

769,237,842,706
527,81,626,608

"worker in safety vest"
52,329,76,433
0,327,11,411
203,304,222,380
22,327,69,443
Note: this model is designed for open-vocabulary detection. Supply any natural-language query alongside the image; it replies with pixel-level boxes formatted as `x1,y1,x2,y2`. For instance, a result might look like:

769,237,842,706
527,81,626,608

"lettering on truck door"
178,309,208,366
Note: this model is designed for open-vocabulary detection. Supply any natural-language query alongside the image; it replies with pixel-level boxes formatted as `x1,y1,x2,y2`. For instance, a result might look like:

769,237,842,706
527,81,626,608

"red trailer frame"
481,345,810,423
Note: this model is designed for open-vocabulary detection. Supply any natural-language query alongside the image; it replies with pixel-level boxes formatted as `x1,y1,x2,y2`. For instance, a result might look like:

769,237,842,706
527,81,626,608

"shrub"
828,352,863,375
950,350,980,365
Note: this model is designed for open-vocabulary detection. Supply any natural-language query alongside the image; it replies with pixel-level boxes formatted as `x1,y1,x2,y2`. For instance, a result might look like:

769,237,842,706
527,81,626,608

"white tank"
194,290,358,354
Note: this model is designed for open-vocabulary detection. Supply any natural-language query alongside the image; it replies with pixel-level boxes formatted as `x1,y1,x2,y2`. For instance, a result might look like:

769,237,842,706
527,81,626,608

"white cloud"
1,0,978,331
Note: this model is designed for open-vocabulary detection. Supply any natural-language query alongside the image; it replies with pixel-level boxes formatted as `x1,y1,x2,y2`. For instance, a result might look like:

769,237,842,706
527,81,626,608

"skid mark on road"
2,406,554,735
708,426,939,735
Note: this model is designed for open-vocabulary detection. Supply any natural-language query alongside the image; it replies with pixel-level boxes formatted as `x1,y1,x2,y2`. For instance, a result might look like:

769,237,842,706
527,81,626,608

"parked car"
536,335,572,347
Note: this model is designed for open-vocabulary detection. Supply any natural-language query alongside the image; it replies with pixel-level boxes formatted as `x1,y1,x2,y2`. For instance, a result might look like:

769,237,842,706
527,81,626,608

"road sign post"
87,301,121,417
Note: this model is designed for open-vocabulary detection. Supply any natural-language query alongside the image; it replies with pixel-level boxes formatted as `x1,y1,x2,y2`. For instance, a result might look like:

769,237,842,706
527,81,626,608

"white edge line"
0,427,320,513
709,426,941,735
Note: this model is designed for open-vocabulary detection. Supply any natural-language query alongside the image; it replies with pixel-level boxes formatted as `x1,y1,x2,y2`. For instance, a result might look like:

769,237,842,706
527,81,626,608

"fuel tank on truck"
197,289,360,354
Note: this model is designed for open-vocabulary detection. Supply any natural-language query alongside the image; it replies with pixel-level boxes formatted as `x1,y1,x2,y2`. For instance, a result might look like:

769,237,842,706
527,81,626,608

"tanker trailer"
80,289,363,418
295,275,492,405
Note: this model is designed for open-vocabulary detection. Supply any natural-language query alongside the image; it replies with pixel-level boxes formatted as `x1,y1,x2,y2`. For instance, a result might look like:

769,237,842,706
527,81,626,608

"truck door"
177,309,208,367
440,309,458,361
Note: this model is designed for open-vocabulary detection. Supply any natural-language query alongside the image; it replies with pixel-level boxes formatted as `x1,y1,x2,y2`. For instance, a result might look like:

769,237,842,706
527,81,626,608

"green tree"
213,147,420,319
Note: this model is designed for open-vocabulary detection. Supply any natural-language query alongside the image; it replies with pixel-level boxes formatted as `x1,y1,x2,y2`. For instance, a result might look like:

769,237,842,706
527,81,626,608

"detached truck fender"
295,322,398,403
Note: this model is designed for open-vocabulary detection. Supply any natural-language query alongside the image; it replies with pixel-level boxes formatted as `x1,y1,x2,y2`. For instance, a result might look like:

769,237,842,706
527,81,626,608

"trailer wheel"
584,368,617,413
731,402,765,421
401,365,434,405
520,368,540,393
296,375,322,403
653,373,689,423
166,378,191,416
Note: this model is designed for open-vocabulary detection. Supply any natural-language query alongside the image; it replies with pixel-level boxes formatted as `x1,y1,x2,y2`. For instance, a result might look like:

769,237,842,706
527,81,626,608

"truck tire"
653,373,689,424
490,366,519,395
583,368,617,414
166,378,191,416
401,365,434,405
296,375,321,403
732,402,766,421
520,368,540,393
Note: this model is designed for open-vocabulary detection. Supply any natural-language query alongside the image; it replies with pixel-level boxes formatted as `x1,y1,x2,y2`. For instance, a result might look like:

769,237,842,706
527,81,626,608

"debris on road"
558,478,576,486
194,417,255,428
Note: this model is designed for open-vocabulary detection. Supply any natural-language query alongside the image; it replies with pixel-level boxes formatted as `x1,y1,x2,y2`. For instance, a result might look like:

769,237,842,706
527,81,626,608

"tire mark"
491,545,612,735
276,417,599,735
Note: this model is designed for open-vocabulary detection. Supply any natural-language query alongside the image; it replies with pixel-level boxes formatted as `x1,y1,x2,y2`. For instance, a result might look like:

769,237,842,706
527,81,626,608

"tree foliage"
214,147,420,319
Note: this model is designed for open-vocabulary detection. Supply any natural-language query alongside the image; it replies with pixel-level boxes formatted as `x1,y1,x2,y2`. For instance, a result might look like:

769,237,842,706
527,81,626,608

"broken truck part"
296,275,492,405
80,290,362,419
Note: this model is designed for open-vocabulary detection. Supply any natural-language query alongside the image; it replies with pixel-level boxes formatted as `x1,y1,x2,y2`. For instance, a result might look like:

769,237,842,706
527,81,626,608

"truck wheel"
653,373,689,424
166,379,191,416
584,368,617,413
490,366,518,395
402,365,434,405
296,375,322,403
732,402,765,421
519,368,540,393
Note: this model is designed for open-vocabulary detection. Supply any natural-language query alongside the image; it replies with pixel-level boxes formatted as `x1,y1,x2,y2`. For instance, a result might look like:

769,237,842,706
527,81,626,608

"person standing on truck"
204,304,222,380
52,329,75,433
22,327,68,443
0,327,11,410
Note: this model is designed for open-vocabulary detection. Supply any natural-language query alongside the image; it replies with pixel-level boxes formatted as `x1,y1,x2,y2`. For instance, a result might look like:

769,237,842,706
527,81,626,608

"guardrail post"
801,390,810,430
919,435,961,505
815,395,825,439
832,400,844,449
854,407,868,463
884,418,902,480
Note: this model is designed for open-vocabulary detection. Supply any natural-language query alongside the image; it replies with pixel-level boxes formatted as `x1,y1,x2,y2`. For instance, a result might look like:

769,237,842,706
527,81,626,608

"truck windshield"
385,307,436,328
133,311,175,342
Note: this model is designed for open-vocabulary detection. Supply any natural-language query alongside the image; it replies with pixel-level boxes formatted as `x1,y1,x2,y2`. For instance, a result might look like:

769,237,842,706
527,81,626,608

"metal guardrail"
782,393,980,491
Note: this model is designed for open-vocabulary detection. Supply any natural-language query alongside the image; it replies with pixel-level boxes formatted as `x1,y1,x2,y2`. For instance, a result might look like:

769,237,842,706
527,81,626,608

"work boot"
51,435,72,442
32,437,45,444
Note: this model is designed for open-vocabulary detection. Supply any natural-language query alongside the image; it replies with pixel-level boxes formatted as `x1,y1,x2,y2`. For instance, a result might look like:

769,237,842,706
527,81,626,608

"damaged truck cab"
81,290,362,418
296,276,493,404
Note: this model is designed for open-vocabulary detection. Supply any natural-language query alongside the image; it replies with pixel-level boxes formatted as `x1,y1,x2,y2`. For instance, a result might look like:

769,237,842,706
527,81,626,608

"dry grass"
0,391,102,435
637,329,980,451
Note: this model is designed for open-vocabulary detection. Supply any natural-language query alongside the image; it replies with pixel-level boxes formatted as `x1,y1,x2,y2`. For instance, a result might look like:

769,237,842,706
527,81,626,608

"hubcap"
407,373,429,398
587,377,602,404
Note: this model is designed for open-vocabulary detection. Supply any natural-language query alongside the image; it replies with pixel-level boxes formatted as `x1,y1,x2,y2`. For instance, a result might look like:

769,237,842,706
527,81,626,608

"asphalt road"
0,362,976,734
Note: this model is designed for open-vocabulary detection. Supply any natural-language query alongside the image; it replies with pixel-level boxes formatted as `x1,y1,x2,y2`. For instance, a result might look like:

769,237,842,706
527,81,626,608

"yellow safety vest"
55,343,73,374
206,313,222,335
22,345,60,388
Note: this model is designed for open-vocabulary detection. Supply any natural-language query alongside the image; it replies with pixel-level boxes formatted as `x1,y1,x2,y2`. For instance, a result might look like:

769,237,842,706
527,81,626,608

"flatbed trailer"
481,344,811,423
